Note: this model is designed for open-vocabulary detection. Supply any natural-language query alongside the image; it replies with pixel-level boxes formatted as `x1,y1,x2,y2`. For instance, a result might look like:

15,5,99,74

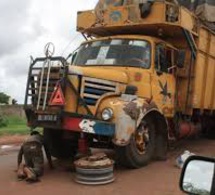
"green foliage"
7,115,26,125
12,99,18,105
0,92,10,104
0,126,29,136
0,115,8,127
0,116,41,135
0,115,28,135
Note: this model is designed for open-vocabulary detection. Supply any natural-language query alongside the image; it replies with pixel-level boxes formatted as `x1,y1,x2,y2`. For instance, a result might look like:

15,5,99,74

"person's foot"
23,167,37,182
26,177,39,183
17,174,27,181
17,164,27,180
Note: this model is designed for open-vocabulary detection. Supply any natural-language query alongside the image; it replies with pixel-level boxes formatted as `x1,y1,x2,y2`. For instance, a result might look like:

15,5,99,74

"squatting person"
17,131,53,182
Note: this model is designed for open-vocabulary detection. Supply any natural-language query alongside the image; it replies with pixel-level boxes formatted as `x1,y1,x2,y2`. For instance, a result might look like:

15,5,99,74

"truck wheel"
116,118,156,168
43,128,77,159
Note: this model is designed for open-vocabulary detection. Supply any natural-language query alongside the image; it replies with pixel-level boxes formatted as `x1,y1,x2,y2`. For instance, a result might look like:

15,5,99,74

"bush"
0,115,8,128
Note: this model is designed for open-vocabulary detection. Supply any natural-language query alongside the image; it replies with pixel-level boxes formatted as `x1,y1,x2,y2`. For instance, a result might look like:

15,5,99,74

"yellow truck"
24,1,215,168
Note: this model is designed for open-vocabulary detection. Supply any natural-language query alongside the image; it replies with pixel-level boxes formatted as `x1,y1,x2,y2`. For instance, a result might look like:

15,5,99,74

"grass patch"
0,115,29,136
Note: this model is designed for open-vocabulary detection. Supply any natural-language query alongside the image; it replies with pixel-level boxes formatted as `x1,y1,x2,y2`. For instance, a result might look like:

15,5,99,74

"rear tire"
116,118,156,168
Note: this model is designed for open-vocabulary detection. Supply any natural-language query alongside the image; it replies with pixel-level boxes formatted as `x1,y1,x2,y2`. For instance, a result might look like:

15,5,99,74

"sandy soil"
0,135,27,145
0,138,215,195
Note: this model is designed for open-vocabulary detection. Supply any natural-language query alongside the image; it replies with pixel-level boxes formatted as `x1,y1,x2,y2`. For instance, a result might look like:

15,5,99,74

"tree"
12,99,18,105
0,92,10,104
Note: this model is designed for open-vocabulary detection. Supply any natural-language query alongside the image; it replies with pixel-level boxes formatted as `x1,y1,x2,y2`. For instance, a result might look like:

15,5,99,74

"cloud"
0,0,97,103
0,0,44,57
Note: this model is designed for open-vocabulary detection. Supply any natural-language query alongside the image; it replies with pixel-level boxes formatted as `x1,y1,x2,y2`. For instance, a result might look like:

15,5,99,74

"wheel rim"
135,123,150,155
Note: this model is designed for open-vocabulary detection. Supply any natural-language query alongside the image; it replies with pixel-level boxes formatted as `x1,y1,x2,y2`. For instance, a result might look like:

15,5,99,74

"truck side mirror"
180,155,215,195
175,50,186,68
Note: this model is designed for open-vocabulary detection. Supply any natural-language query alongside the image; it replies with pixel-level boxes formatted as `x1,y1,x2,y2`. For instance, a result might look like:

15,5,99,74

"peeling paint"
113,109,136,146
142,101,158,112
112,96,162,146
123,101,140,120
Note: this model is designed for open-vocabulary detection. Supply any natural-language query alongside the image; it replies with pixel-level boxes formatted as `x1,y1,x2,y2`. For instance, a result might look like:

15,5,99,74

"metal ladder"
37,59,52,110
24,56,67,110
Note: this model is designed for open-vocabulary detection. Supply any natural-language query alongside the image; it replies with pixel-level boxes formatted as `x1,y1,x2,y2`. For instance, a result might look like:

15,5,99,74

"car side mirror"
175,50,186,68
180,155,215,195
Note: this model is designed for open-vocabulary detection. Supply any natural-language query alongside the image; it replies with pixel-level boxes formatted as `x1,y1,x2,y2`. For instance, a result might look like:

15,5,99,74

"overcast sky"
0,0,97,103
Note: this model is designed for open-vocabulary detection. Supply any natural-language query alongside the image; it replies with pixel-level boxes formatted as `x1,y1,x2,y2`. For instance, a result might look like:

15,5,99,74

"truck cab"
70,35,178,117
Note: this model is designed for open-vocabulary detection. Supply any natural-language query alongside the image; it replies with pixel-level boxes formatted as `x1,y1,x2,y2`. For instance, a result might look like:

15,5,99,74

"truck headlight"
101,108,113,121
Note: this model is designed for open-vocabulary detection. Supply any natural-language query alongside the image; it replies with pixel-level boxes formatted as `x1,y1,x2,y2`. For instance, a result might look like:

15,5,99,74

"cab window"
155,43,174,74
74,39,151,68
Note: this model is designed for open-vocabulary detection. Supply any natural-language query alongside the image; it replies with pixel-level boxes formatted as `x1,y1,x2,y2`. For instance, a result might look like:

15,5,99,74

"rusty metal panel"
209,34,215,57
103,6,129,26
198,28,209,53
180,8,196,33
192,52,205,108
194,27,215,111
77,11,96,32
127,5,141,23
141,2,165,24
114,107,136,145
203,57,215,110
64,75,79,113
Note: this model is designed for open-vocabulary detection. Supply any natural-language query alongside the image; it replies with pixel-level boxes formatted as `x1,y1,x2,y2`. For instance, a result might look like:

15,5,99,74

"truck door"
151,43,176,117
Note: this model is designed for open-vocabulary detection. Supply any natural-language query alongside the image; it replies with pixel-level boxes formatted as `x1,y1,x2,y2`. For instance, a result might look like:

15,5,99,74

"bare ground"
0,134,27,145
0,137,215,195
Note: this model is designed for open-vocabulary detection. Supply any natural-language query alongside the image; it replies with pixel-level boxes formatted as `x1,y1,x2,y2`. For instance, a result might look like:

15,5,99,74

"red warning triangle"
49,84,65,106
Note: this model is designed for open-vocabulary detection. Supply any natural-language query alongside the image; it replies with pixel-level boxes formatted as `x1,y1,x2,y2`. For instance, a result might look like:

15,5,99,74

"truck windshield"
74,39,151,68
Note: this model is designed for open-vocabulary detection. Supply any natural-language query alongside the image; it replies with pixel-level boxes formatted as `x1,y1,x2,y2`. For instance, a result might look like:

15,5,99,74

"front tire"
116,118,156,168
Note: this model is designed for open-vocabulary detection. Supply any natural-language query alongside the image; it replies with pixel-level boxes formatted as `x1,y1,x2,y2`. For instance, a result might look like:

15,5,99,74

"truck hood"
69,66,128,84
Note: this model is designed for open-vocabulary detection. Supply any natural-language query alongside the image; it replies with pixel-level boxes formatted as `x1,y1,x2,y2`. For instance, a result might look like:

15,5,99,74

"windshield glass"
73,39,151,68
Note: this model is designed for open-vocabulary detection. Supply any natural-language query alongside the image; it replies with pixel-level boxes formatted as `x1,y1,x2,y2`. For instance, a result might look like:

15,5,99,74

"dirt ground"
0,134,27,145
0,137,215,195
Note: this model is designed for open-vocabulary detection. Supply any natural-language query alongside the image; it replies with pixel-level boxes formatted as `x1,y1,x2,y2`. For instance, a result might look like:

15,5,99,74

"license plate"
37,114,57,122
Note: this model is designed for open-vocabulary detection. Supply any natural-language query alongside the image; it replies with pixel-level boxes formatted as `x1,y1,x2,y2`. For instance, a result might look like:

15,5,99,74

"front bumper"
27,110,115,137
63,117,115,136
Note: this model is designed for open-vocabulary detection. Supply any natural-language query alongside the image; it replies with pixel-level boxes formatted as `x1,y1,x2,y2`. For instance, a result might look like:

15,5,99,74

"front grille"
82,77,117,106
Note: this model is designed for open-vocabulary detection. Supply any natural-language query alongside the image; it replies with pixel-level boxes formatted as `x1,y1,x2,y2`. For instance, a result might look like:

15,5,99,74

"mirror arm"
210,171,215,195
168,65,177,73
